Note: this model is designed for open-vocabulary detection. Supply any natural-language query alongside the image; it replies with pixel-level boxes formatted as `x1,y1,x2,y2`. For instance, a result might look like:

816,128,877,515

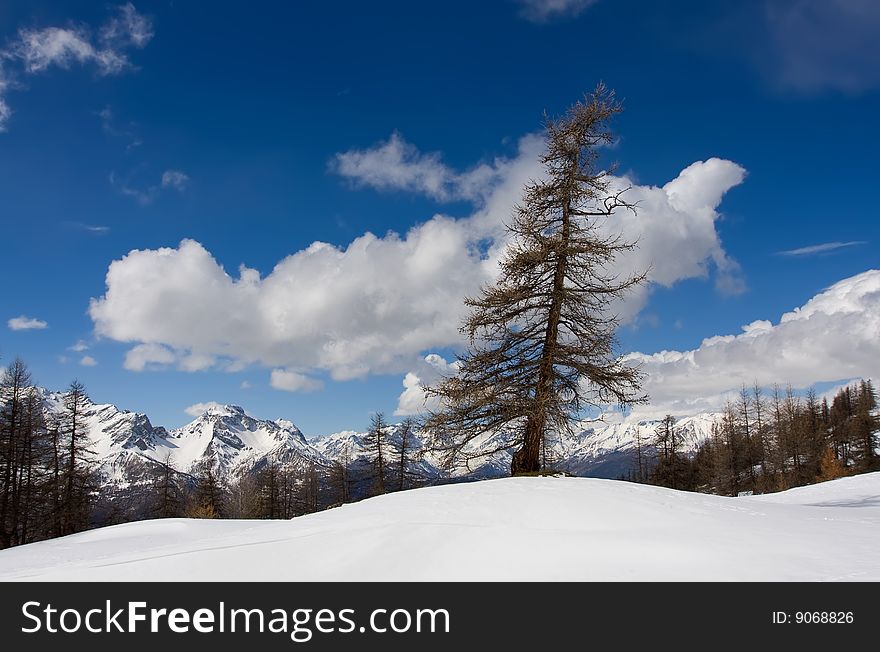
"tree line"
631,381,879,496
0,359,94,548
0,356,432,549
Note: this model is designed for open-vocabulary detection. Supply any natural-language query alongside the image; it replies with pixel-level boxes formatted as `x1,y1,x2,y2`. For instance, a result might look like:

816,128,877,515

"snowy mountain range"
34,388,722,487
36,390,322,486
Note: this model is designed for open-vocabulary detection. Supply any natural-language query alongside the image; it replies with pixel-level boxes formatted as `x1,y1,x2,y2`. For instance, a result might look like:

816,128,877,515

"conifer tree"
153,453,182,518
258,460,281,518
394,418,418,492
59,380,95,535
817,447,845,482
17,388,48,544
329,444,352,504
0,360,52,546
854,380,878,469
737,386,756,488
361,412,389,494
0,359,32,547
751,383,770,482
425,85,645,475
297,463,321,514
189,460,224,518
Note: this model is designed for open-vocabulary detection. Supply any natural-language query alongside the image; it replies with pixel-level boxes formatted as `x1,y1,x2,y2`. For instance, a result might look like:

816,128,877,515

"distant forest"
628,381,879,495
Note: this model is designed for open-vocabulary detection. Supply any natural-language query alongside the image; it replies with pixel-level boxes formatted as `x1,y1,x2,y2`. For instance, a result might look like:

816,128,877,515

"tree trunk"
511,175,573,475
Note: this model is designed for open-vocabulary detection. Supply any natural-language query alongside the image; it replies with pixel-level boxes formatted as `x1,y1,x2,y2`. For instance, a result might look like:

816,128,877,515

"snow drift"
1,473,877,581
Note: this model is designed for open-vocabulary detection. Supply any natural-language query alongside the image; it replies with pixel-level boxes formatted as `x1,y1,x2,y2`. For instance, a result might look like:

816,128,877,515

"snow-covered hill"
1,472,877,581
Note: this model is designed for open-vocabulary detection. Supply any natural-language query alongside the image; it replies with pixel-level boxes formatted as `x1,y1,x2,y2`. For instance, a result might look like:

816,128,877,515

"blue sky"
1,0,878,435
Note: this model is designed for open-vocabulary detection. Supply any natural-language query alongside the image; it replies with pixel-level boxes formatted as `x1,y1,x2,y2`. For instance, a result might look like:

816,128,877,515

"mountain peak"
194,403,247,418
275,418,298,432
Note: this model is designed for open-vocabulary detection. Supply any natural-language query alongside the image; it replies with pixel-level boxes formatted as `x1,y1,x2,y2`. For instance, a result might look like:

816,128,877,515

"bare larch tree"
425,85,645,475
361,412,388,495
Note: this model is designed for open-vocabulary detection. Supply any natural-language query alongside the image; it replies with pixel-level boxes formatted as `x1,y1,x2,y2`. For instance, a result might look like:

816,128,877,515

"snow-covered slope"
1,472,877,581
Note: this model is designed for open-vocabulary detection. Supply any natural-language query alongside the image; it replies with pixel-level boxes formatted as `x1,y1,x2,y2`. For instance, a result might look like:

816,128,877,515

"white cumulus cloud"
90,133,746,388
79,355,97,367
626,269,880,419
395,353,461,416
184,401,224,417
8,315,48,331
123,343,176,371
270,369,323,393
331,131,502,202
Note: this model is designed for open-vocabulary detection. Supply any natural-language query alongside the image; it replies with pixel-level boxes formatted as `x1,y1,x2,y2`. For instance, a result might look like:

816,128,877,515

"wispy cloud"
113,168,190,205
0,64,11,131
100,2,154,49
777,241,867,257
9,26,125,76
7,3,152,76
69,340,90,352
515,0,600,23
8,315,48,331
79,355,97,367
66,221,110,234
0,4,152,131
118,183,155,205
97,105,143,150
161,170,189,191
